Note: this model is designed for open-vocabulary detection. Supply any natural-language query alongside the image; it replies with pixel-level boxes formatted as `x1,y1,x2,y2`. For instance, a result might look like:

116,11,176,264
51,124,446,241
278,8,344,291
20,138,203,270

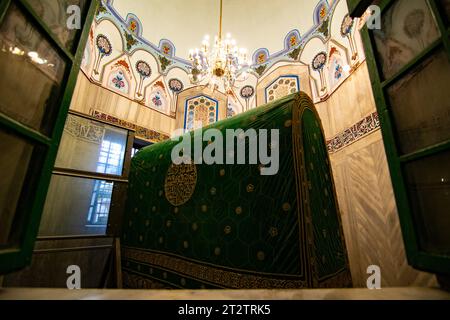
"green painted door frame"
0,0,99,274
348,0,450,274
347,0,374,17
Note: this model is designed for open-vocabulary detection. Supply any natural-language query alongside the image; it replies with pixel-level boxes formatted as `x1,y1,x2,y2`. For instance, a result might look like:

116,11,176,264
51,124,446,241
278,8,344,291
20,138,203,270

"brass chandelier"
188,0,249,92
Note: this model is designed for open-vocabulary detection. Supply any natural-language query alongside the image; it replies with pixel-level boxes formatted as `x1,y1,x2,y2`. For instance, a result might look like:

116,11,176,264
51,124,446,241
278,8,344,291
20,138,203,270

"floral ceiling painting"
81,0,366,117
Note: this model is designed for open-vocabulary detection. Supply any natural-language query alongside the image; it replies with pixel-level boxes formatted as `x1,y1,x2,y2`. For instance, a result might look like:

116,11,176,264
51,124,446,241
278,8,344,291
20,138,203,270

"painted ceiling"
82,0,366,120
111,0,331,62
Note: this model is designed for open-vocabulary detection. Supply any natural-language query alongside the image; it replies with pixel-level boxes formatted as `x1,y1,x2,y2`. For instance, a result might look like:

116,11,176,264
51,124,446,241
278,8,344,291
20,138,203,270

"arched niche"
175,86,227,131
144,77,171,115
102,55,136,98
91,19,124,82
256,64,312,106
327,41,350,91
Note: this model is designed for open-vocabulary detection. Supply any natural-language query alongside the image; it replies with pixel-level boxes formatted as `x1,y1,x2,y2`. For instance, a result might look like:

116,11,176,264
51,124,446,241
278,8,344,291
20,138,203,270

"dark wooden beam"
347,0,373,17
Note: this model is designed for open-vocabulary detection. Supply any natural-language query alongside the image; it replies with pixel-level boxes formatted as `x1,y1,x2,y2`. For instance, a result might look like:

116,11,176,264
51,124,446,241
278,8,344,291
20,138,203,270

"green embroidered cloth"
121,92,352,289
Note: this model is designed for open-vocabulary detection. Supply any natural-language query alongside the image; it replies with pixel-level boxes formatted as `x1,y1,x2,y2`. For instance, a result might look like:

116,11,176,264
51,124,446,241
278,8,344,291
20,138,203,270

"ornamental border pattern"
122,247,308,289
326,112,380,153
90,110,170,143
65,114,105,144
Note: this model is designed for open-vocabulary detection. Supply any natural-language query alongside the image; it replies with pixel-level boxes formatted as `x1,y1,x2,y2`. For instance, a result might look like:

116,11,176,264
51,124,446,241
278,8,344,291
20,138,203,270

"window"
38,113,132,237
87,139,124,226
132,138,152,158
97,140,124,175
87,180,113,226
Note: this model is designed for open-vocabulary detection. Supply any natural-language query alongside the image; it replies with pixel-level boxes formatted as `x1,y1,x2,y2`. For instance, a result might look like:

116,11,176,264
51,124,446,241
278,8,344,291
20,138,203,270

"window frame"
45,110,135,238
0,0,98,274
358,0,450,273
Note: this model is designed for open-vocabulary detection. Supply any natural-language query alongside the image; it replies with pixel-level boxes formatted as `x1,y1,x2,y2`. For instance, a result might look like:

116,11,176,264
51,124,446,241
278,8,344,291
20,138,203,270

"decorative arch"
158,39,176,57
253,48,270,65
284,29,301,50
256,64,312,106
327,40,350,91
94,17,126,53
299,34,329,59
184,95,219,130
102,55,136,98
125,13,143,37
145,78,170,114
328,47,345,89
107,69,130,95
91,19,124,82
313,0,330,25
265,75,300,103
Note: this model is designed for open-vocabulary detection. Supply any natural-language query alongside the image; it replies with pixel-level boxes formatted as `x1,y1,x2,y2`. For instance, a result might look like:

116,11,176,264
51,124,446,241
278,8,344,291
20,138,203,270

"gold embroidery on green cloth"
123,92,352,289
164,161,197,206
257,251,265,261
123,247,309,289
269,227,278,237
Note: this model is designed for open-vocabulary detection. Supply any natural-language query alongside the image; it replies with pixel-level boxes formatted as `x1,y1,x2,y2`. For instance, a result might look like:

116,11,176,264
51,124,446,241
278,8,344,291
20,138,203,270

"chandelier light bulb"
10,46,25,56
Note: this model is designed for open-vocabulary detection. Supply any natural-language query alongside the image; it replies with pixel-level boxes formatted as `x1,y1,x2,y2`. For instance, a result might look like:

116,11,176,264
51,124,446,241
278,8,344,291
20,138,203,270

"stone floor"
0,287,449,300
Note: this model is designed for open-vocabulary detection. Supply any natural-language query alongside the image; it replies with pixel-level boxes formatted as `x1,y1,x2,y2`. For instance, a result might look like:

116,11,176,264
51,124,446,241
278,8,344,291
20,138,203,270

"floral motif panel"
328,49,346,89
148,85,168,113
108,69,130,94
